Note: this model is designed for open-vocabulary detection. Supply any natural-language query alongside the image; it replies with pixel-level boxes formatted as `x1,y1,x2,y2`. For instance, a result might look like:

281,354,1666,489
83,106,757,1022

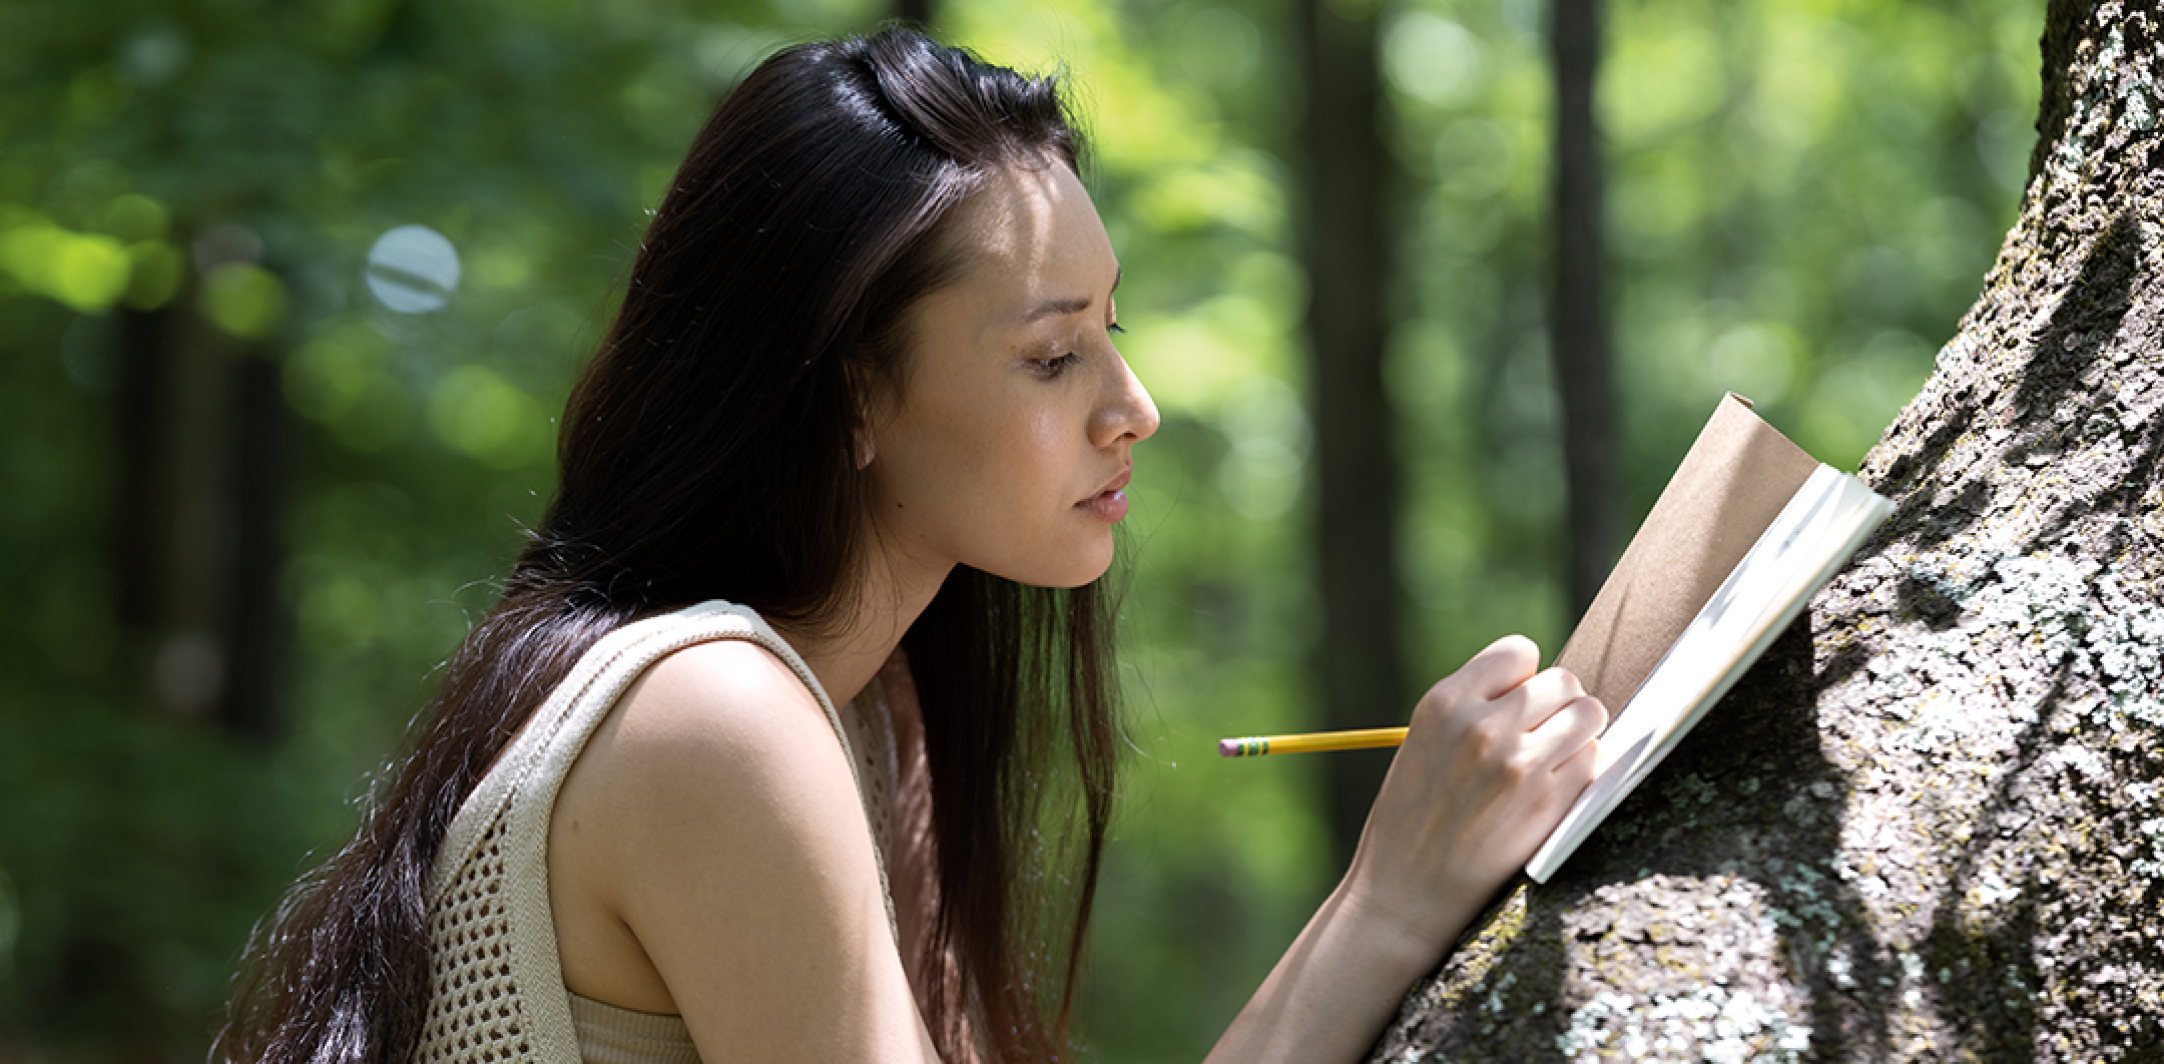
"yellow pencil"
1218,727,1409,757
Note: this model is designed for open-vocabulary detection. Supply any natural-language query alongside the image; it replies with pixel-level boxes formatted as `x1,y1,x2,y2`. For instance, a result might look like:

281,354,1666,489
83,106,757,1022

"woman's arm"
554,634,1593,1063
1206,635,1605,1064
550,639,943,1062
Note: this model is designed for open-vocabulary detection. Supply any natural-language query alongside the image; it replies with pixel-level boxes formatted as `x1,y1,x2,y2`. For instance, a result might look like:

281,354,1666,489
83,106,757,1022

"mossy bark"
1367,1,2164,1060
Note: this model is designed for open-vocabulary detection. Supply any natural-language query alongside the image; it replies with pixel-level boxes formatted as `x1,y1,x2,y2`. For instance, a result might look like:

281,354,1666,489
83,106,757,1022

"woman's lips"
1077,468,1132,522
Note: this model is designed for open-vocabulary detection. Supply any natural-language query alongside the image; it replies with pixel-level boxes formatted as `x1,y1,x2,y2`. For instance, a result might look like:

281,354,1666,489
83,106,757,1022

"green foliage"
1385,0,2038,686
0,0,2039,1060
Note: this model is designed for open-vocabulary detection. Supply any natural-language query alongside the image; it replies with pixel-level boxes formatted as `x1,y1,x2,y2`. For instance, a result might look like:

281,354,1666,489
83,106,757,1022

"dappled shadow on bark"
2010,211,2138,423
1372,203,2164,1060
1370,882,1577,1058
1872,403,1982,520
1863,207,2163,1058
1705,621,1890,1055
1550,618,1903,1057
1908,664,2080,1057
1879,210,2139,561
1920,653,2164,1060
2127,1043,2164,1064
1918,828,2046,1056
1812,634,1873,706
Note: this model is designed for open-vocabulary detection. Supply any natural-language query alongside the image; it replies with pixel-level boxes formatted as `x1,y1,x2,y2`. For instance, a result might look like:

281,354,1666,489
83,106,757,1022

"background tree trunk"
111,291,286,737
1298,0,1407,872
1548,0,1619,618
894,0,934,31
1368,0,2164,1059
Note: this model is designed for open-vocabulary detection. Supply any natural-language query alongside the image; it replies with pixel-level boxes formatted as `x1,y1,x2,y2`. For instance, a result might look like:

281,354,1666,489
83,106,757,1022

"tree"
1297,0,1408,870
1366,0,2164,1059
895,0,935,33
0,0,783,1053
1547,0,1620,618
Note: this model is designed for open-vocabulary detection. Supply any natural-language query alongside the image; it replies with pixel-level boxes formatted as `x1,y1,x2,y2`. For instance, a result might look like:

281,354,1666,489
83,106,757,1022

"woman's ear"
852,370,892,471
849,356,897,470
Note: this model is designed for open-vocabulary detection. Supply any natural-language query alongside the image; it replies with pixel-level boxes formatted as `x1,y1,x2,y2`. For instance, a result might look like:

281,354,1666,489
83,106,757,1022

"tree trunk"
894,0,933,31
221,347,287,740
1548,0,1619,619
1298,0,1407,872
1367,1,2164,1059
110,276,288,739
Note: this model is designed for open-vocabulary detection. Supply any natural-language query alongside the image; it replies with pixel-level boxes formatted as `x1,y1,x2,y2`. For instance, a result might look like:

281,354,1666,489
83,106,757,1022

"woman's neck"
773,542,950,708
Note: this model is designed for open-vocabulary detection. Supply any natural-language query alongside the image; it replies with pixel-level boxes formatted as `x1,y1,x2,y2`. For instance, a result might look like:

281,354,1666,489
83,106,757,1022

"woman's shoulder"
578,635,839,800
633,633,822,712
549,634,906,1029
553,632,866,891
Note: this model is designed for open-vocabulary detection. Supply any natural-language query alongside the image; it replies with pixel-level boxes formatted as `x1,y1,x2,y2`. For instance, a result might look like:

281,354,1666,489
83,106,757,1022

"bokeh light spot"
201,262,288,340
428,364,547,468
1385,13,1482,107
124,240,182,310
366,224,461,314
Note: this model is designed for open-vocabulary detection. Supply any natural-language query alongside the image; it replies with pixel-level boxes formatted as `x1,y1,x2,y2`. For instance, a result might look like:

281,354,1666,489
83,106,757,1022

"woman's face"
862,161,1159,589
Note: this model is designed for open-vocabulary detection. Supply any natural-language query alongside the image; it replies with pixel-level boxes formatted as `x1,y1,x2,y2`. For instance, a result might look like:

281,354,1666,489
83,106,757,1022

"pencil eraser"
1218,739,1238,757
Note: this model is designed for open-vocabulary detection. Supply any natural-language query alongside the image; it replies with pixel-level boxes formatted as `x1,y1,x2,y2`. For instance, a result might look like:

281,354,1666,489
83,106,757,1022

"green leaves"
0,0,2047,1059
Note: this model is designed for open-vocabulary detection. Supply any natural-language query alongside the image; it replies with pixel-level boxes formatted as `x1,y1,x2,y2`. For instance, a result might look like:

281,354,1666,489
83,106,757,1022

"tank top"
413,600,898,1063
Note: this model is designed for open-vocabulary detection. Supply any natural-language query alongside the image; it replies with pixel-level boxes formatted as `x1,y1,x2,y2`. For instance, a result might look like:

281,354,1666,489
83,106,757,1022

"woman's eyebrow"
1020,266,1122,323
1024,295,1094,322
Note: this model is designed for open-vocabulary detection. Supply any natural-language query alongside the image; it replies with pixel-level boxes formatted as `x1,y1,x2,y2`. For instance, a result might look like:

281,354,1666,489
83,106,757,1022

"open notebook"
1524,394,1891,883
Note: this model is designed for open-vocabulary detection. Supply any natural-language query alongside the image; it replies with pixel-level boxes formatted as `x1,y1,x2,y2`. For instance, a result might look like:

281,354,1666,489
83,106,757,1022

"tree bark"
1367,1,2164,1059
1548,0,1620,619
1297,0,1407,872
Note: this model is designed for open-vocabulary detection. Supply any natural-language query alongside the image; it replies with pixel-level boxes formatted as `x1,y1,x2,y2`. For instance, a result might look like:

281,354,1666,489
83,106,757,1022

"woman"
219,27,1603,1064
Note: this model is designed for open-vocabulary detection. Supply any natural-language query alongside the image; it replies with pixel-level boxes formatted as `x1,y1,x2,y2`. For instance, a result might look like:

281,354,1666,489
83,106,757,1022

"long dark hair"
218,28,1118,1064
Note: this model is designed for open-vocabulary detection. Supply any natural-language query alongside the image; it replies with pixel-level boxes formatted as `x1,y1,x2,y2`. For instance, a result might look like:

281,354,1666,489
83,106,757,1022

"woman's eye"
1034,352,1083,378
1108,321,1126,336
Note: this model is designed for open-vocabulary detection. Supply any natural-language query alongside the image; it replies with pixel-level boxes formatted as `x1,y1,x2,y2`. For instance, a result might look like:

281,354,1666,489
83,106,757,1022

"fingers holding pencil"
1502,665,1608,766
1416,638,1604,790
1215,636,1605,759
1452,633,1543,700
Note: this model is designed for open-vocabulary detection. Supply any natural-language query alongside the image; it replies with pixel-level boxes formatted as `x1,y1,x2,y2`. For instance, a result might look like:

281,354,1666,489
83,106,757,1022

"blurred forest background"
0,0,2041,1059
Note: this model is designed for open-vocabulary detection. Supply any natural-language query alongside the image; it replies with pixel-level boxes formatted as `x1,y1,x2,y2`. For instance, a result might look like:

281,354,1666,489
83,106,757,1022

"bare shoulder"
550,637,931,1057
556,636,856,886
600,637,831,770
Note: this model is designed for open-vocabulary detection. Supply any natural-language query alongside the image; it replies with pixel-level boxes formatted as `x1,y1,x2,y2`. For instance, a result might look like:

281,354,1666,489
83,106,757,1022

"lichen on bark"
1367,2,2164,1060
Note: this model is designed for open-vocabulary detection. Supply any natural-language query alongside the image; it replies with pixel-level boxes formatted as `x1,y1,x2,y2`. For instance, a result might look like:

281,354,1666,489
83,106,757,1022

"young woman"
218,27,1603,1064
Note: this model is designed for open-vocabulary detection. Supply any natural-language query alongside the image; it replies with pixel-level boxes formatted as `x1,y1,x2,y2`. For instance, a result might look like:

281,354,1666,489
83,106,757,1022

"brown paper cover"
1554,394,1821,712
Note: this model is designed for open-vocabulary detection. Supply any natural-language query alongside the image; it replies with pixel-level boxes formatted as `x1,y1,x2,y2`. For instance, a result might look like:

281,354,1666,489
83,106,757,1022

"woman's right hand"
1206,635,1604,1064
1343,634,1605,963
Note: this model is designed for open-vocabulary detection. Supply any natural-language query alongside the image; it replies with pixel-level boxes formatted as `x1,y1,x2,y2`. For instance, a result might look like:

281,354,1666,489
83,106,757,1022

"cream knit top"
414,600,898,1063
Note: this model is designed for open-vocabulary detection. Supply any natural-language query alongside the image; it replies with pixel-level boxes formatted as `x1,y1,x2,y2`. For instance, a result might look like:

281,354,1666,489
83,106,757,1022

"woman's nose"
1093,352,1159,446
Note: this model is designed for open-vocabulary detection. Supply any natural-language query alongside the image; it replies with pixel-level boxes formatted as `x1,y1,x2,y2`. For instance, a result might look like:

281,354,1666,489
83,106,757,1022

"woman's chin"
996,536,1116,590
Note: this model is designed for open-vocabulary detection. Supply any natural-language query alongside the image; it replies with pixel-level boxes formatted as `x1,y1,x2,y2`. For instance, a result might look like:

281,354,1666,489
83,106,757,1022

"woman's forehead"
941,163,1116,320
